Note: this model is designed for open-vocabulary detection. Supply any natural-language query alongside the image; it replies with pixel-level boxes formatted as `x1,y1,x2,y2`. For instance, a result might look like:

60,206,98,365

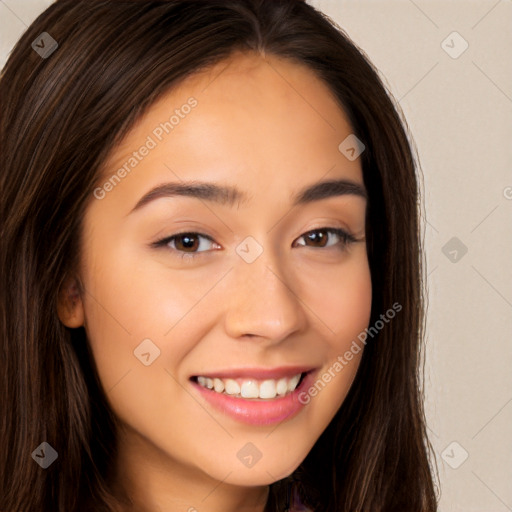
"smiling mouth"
190,372,308,400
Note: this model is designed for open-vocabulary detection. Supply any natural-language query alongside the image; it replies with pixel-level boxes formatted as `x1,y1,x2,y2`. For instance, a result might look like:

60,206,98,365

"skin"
58,51,372,512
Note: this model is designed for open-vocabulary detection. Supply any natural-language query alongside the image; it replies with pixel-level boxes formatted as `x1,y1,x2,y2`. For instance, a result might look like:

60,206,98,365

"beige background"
1,1,511,510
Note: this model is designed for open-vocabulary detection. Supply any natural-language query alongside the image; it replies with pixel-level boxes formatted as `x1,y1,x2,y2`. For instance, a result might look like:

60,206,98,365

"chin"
208,453,306,487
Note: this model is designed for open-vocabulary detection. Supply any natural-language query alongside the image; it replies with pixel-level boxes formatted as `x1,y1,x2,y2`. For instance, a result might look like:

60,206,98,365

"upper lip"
191,366,316,380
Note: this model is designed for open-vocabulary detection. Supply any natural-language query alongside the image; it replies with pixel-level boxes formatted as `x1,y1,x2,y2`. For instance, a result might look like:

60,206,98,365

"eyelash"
152,227,361,261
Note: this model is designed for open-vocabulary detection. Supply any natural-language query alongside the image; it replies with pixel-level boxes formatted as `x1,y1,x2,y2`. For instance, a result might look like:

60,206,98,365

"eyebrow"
129,178,367,214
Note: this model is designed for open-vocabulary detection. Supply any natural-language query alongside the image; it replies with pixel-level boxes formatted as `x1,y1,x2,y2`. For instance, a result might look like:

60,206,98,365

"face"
60,51,371,507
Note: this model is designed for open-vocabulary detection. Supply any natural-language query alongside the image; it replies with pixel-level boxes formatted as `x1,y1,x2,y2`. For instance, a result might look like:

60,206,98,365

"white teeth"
259,379,277,399
195,373,303,399
213,378,224,393
240,380,259,398
288,374,300,392
224,379,240,395
276,378,288,396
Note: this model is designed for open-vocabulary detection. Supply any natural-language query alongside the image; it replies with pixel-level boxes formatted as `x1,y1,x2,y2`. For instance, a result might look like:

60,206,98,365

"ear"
57,275,85,328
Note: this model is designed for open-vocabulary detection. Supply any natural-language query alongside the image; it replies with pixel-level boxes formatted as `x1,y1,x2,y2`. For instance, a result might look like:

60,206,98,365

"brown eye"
152,226,358,260
294,227,357,250
173,233,201,252
303,229,329,248
153,232,219,258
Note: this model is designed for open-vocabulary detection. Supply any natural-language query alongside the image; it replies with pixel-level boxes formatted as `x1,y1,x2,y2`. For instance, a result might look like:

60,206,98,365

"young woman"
0,0,439,510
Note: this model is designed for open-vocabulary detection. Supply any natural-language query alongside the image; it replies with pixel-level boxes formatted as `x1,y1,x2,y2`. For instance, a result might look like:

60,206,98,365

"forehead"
96,51,363,212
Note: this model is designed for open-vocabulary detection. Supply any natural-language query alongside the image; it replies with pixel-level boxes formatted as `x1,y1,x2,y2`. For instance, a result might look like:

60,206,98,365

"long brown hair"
0,0,439,510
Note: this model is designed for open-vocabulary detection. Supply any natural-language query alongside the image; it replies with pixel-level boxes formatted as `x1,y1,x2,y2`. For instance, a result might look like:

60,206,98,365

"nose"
223,246,308,343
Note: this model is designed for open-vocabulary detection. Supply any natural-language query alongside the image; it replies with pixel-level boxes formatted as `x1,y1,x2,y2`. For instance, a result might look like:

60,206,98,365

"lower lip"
190,371,316,426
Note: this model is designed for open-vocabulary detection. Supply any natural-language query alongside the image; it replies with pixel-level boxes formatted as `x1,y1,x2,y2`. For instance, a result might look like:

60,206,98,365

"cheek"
300,250,373,345
297,253,372,411
79,243,226,399
78,239,170,390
